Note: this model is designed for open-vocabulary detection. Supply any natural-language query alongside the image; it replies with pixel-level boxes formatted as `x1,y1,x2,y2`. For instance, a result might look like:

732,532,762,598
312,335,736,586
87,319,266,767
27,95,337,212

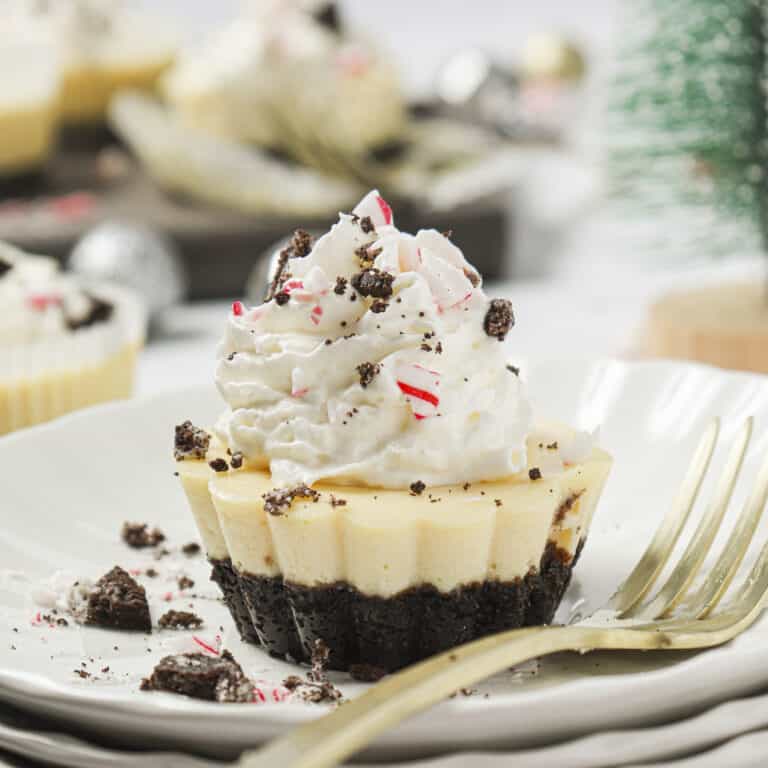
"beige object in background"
646,282,768,373
0,282,146,436
61,56,172,124
0,28,60,175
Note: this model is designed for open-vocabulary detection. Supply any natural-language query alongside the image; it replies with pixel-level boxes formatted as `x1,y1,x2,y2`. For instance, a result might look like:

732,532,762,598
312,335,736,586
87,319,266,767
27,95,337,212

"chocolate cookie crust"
212,541,584,672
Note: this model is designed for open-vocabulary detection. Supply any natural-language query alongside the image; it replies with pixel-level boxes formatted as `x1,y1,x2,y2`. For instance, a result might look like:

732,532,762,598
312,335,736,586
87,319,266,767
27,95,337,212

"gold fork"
241,417,768,768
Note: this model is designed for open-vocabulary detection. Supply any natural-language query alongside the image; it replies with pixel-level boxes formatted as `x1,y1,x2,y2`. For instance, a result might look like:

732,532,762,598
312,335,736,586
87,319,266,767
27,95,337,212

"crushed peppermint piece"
356,362,380,388
263,485,320,516
483,299,515,341
122,523,165,549
409,480,426,495
174,421,210,461
231,301,244,316
350,268,394,299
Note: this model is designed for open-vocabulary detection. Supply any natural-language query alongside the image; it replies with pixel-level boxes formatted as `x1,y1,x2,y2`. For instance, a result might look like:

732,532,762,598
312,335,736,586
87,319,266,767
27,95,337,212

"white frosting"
0,243,103,345
215,191,532,489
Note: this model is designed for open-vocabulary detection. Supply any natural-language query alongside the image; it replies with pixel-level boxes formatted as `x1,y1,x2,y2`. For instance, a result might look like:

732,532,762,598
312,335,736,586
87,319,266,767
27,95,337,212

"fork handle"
239,624,612,768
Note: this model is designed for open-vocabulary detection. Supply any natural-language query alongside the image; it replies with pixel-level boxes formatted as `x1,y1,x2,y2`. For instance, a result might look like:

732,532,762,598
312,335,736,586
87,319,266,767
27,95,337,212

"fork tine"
679,434,768,619
608,419,719,615
627,418,753,621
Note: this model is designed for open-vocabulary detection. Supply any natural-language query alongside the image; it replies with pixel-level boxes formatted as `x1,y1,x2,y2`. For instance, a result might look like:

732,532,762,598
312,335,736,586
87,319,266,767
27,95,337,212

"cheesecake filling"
177,434,612,598
214,190,544,489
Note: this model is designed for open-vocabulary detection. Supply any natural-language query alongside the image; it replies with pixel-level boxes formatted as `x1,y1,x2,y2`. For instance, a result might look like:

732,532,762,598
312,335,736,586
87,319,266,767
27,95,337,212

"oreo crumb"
409,480,426,496
483,299,515,341
435,341,443,354
330,495,347,507
420,343,432,352
370,300,388,314
463,268,480,287
355,244,381,267
209,458,229,472
74,669,91,679
56,617,69,627
177,575,195,591
226,352,236,361
263,484,320,516
356,362,380,388
122,523,166,549
463,482,471,490
334,276,347,295
0,258,12,277
145,568,159,578
158,610,203,630
494,499,503,507
141,650,253,703
274,291,290,306
291,229,313,258
350,268,394,299
529,467,542,481
174,421,210,461
283,639,343,704
349,664,387,683
506,364,520,376
230,452,244,469
182,542,201,556
546,441,558,451
359,216,375,234
85,567,152,632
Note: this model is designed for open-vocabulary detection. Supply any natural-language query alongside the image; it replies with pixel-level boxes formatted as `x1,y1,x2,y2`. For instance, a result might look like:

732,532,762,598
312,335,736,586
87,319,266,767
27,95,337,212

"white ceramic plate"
3,359,768,762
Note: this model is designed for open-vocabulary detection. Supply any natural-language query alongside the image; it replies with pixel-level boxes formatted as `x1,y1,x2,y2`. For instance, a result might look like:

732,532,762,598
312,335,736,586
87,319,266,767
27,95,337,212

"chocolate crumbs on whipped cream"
356,362,380,388
333,276,348,295
350,268,394,299
263,485,320,516
174,421,210,461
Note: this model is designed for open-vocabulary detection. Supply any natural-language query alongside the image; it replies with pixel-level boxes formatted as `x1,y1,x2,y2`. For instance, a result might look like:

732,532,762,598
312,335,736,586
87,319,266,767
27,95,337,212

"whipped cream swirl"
215,191,531,489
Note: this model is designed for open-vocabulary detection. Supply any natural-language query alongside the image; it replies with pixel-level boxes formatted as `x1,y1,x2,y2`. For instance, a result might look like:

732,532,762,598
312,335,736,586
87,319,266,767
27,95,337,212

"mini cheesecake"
178,433,611,671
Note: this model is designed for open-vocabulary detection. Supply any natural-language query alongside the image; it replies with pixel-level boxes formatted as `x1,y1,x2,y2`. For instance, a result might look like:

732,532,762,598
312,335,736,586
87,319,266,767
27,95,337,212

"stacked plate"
2,359,768,765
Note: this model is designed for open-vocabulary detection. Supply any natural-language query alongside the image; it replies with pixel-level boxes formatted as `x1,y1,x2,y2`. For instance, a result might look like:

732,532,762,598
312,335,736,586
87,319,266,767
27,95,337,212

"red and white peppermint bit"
353,189,394,228
283,280,304,292
253,684,291,703
232,301,244,316
310,305,323,325
192,633,222,656
27,294,62,311
377,195,393,226
395,362,441,420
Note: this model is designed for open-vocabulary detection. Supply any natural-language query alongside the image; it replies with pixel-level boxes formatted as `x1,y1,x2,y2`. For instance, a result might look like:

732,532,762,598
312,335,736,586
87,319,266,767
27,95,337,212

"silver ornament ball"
69,222,187,320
